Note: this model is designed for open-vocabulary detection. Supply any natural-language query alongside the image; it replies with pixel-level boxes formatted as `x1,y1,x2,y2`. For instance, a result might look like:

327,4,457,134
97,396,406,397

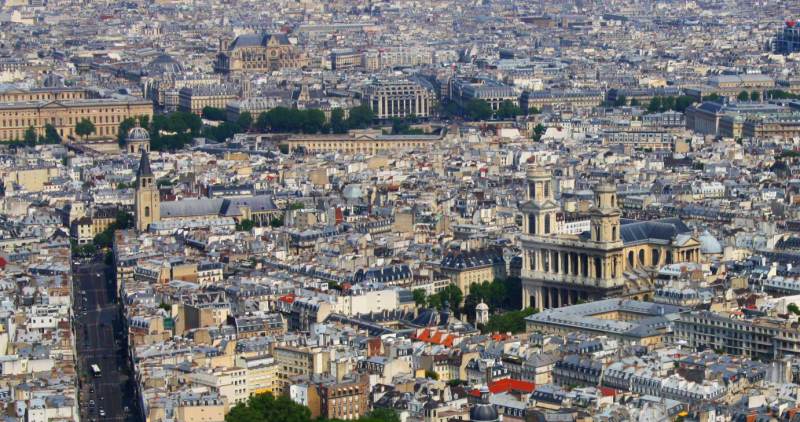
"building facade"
519,167,701,310
214,33,308,74
363,78,435,119
0,96,152,141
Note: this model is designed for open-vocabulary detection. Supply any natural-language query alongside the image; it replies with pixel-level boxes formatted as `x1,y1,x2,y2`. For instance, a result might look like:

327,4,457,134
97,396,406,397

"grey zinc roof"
619,218,691,245
160,195,277,219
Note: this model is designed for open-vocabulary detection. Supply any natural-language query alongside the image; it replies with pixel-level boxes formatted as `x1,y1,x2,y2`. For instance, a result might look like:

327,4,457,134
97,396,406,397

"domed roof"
476,301,489,311
699,230,722,254
146,54,183,75
470,388,498,422
127,124,150,142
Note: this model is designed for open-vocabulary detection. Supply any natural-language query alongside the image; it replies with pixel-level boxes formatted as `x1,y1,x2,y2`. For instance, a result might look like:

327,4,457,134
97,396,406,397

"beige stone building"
363,78,435,119
519,167,701,310
0,89,152,141
178,85,239,115
1,165,59,192
283,130,442,154
439,248,506,298
174,394,226,422
214,33,308,74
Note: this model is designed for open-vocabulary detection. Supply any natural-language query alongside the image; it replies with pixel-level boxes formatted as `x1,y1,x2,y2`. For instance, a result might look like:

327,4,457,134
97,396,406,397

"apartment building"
178,85,239,115
672,310,800,360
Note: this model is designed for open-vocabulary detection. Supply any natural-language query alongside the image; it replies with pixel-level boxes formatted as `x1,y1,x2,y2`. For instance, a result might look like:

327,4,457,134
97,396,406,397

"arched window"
528,214,536,234
652,249,660,266
666,251,673,265
544,181,549,198
611,226,617,241
611,194,616,207
628,251,634,267
144,206,150,217
544,214,551,234
638,249,646,265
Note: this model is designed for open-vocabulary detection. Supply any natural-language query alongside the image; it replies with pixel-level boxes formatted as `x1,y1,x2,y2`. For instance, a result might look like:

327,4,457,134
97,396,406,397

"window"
544,181,549,198
144,206,150,217
639,249,646,265
612,226,617,241
544,214,551,234
628,251,634,267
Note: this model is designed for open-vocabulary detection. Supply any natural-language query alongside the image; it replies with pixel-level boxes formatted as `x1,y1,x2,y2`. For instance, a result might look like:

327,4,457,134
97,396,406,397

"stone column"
536,288,543,311
522,285,530,309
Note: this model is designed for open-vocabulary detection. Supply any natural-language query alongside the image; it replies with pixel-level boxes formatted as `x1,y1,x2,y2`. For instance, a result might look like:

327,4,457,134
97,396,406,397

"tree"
532,123,546,142
464,99,492,121
117,117,137,146
43,123,61,144
330,108,348,133
750,91,760,102
703,93,722,102
302,109,326,133
75,118,96,139
629,98,640,107
413,289,427,307
789,303,800,316
201,106,227,121
647,97,662,113
23,126,37,145
424,370,439,380
225,393,311,422
612,94,627,107
737,90,750,102
346,104,375,129
497,99,522,119
237,112,253,131
482,307,538,334
363,408,401,422
236,219,255,231
427,284,463,315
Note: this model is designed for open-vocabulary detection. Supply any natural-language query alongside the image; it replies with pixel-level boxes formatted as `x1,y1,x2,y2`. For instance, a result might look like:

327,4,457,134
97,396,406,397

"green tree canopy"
412,289,427,307
330,108,348,133
482,307,538,334
75,118,96,139
702,93,722,102
201,106,227,121
117,117,137,146
23,126,36,145
464,99,492,121
532,123,546,141
427,284,463,316
497,99,522,119
43,123,61,144
226,393,311,422
737,90,750,102
237,111,253,131
346,104,375,129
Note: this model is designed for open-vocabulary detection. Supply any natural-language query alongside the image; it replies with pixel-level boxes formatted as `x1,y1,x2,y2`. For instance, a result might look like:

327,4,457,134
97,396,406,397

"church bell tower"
135,150,160,232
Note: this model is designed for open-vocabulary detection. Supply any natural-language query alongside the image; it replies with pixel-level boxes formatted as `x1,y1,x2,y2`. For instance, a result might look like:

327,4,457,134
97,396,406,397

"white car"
99,410,106,417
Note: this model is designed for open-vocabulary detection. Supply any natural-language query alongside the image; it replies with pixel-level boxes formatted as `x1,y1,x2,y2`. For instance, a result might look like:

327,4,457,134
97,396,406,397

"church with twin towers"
519,166,704,310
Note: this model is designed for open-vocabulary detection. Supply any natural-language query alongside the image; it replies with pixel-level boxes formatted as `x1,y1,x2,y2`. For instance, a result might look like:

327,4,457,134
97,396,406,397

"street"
73,260,138,422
